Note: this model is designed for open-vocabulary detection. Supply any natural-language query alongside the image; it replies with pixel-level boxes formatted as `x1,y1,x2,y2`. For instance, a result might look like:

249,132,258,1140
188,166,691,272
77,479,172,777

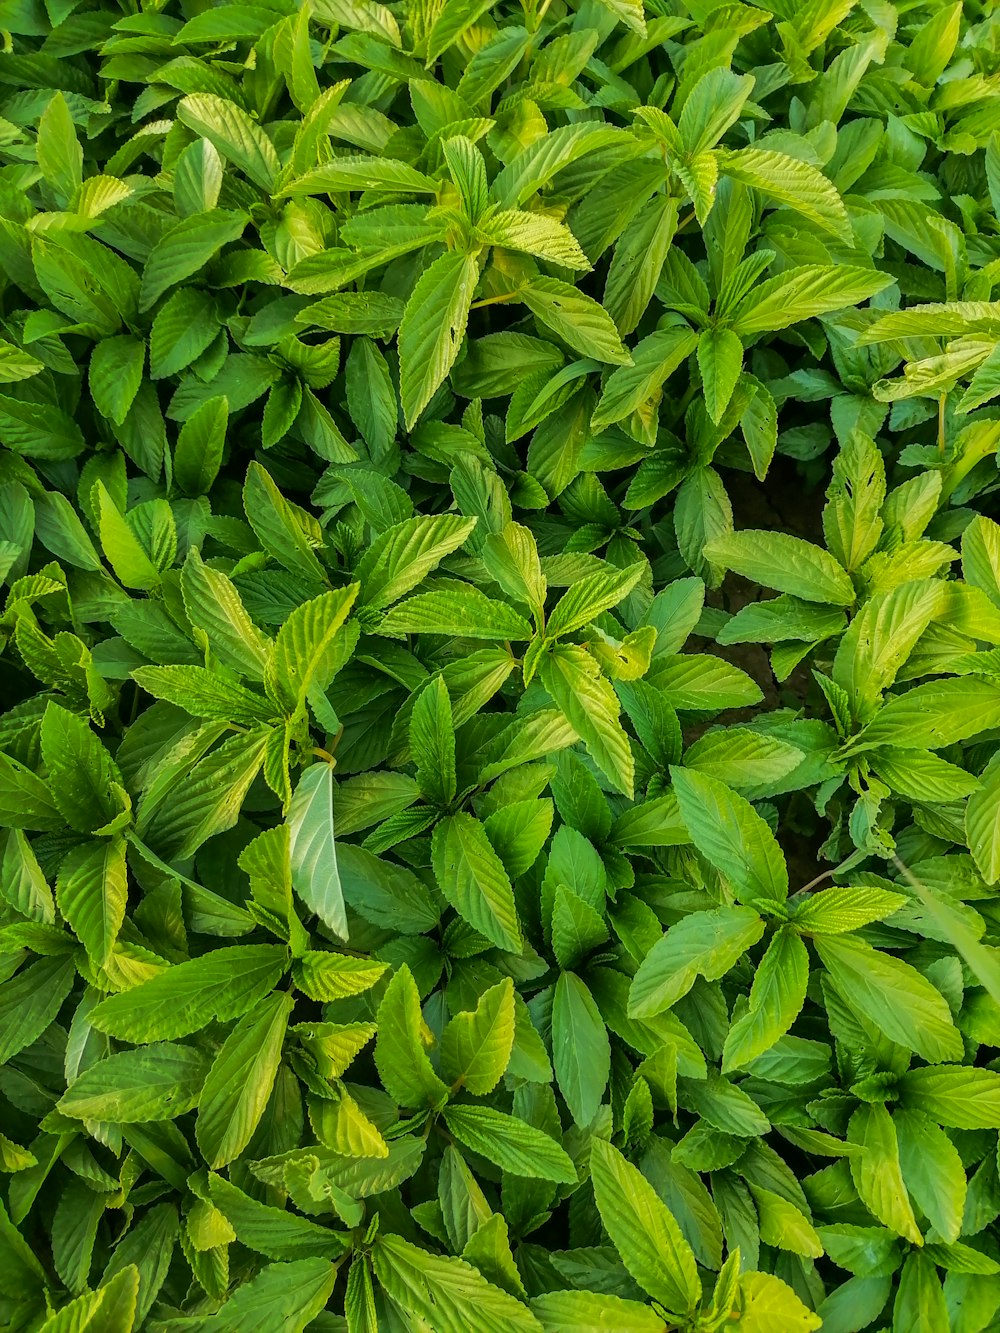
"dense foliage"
3,0,1000,1327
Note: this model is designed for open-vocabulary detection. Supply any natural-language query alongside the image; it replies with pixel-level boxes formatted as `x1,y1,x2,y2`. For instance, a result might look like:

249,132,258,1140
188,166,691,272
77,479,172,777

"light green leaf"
520,277,632,366
440,977,515,1094
816,935,963,1063
288,763,346,940
704,529,855,605
967,751,1000,885
718,148,852,239
59,1043,210,1122
196,991,294,1168
373,1234,540,1332
139,210,247,312
90,945,288,1042
432,813,522,952
374,964,450,1109
629,906,764,1018
56,836,128,966
722,928,808,1071
729,266,893,335
671,767,788,904
399,250,480,428
697,327,743,424
177,94,279,191
443,1104,576,1183
590,1138,701,1317
539,644,634,798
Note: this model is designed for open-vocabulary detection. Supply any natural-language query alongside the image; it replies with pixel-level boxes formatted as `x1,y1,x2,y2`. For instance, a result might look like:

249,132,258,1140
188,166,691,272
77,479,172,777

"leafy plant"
1,0,1000,1328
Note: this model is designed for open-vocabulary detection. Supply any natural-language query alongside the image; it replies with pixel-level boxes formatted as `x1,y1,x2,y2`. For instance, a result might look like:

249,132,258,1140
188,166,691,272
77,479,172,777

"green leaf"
552,971,610,1127
89,945,288,1041
432,813,521,952
590,1138,701,1317
373,1234,540,1332
848,1103,922,1245
41,702,122,834
591,327,697,429
671,767,788,904
139,729,269,861
139,210,247,312
132,666,276,725
722,928,809,1071
443,1104,576,1183
729,265,893,334
36,92,82,204
174,395,228,496
56,835,127,965
37,1267,140,1333
736,1271,821,1331
849,677,1000,752
520,277,632,365
898,1066,1000,1129
374,964,450,1109
698,327,743,424
204,1258,337,1332
399,250,480,428
0,956,75,1064
791,886,906,935
629,906,764,1018
244,461,327,584
379,586,533,640
59,1043,210,1122
967,751,1000,885
89,335,145,426
410,677,457,807
704,530,855,605
357,514,477,611
177,94,279,191
545,563,645,639
181,547,271,679
531,1290,668,1332
196,991,294,1168
815,935,963,1063
287,762,346,938
894,1108,966,1246
718,148,852,239
539,644,634,798
440,977,516,1094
